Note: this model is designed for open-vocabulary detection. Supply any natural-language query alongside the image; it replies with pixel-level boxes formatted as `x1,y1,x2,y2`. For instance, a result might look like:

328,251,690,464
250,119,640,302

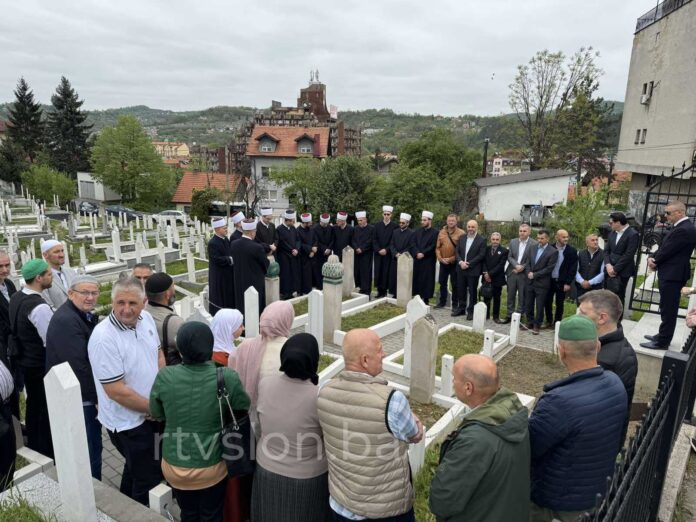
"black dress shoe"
466,314,473,321
644,334,658,341
434,302,446,309
499,317,511,324
639,341,668,350
451,309,465,317
493,318,501,324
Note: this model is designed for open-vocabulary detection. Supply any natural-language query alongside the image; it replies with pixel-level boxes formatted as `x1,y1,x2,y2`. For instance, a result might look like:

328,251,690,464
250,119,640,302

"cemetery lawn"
413,444,440,522
0,496,54,521
341,304,404,331
318,355,335,373
409,401,448,430
394,330,484,376
498,347,567,398
166,259,209,275
292,294,354,317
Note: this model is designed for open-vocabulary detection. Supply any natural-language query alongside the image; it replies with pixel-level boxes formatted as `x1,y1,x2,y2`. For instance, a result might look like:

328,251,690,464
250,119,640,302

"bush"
190,187,221,222
20,164,76,206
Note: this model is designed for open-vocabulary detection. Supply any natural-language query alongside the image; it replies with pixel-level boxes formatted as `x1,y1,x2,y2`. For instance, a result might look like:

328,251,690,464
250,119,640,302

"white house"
474,169,574,222
77,172,121,203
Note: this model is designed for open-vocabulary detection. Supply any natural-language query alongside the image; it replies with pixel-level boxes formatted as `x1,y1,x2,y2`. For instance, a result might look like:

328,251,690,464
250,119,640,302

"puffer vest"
317,371,413,519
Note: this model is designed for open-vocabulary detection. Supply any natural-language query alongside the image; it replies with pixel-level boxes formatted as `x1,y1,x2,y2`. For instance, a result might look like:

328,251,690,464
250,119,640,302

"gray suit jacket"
527,244,559,289
42,266,77,309
506,238,538,275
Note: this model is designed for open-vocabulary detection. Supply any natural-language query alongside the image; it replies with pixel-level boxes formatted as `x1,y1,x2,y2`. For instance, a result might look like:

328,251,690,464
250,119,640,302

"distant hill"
0,101,623,154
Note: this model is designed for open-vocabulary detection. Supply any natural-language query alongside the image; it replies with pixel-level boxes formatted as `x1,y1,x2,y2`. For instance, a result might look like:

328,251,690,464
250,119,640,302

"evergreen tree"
6,77,44,163
0,139,29,183
46,76,92,177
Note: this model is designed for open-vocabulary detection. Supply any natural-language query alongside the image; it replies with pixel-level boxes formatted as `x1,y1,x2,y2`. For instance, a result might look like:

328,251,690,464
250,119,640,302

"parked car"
78,201,99,216
154,210,188,224
596,211,640,241
104,205,142,221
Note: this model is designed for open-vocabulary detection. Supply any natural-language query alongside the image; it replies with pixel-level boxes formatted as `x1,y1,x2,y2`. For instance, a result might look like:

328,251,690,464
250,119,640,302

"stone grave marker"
510,312,521,346
341,246,354,298
322,255,343,343
79,245,87,267
186,251,196,283
157,241,167,272
440,354,454,396
409,314,438,403
111,226,121,262
396,252,413,307
482,329,495,357
166,225,174,249
472,302,487,332
403,295,429,378
244,287,260,338
45,363,98,521
306,289,324,351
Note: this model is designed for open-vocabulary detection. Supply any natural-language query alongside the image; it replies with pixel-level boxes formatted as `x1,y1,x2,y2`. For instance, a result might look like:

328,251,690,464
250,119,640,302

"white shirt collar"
675,216,689,227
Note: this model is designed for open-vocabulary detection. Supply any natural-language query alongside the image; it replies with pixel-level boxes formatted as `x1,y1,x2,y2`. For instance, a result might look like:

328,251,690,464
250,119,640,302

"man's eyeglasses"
73,290,99,297
664,211,672,216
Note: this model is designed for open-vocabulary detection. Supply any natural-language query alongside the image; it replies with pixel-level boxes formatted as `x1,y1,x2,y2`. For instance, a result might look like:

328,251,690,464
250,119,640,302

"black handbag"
480,282,493,300
216,367,255,478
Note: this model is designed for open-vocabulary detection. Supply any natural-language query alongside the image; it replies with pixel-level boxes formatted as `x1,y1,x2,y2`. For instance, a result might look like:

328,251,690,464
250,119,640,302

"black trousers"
313,255,327,290
174,477,227,522
374,252,392,296
657,279,685,346
21,365,53,459
438,262,458,306
354,253,373,296
0,402,16,491
300,255,313,295
108,421,163,505
483,285,503,319
605,275,630,307
526,285,548,327
456,270,479,314
388,256,399,296
544,279,567,324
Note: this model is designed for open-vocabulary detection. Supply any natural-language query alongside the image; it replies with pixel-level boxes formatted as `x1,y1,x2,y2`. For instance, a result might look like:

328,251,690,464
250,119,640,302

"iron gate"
629,161,696,317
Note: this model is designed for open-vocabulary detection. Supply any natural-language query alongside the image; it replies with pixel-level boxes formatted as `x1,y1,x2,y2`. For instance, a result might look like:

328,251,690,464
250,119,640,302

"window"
298,140,313,154
642,83,648,95
268,190,278,201
261,167,270,178
641,129,647,144
80,180,95,199
259,140,275,153
635,129,641,145
649,81,654,96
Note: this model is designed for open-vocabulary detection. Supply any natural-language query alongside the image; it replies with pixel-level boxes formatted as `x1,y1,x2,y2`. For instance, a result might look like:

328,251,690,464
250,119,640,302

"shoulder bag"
216,367,255,478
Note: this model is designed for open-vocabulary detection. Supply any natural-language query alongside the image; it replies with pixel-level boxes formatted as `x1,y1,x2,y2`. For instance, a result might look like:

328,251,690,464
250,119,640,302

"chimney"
313,134,321,157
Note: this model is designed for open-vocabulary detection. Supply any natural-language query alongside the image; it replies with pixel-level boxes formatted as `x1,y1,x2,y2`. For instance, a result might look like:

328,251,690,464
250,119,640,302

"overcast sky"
0,0,657,116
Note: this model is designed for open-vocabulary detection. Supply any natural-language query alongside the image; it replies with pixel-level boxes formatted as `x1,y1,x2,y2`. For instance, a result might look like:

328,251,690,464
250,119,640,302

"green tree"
0,139,29,183
21,164,76,206
90,116,173,211
270,158,321,211
6,77,44,163
546,189,608,247
190,186,221,221
312,156,377,216
46,77,93,177
385,164,450,225
509,48,602,170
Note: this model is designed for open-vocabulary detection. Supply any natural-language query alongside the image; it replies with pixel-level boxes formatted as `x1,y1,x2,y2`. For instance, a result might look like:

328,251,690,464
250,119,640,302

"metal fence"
636,0,693,33
581,328,696,521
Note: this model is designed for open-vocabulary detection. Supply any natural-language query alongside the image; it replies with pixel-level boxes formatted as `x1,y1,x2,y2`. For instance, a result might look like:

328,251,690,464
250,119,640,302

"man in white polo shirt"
88,277,165,505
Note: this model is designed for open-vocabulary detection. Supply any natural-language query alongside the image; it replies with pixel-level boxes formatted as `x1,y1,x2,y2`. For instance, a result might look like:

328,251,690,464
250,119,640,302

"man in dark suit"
525,230,559,335
373,206,398,298
482,232,508,322
501,224,537,323
544,229,578,327
331,211,353,261
389,213,415,298
256,207,278,257
312,213,333,289
641,201,696,350
0,250,18,418
230,219,271,316
604,211,639,307
452,220,486,319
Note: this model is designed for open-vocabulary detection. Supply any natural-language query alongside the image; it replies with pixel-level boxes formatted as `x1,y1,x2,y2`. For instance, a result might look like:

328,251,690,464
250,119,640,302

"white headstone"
79,245,87,267
244,287,260,338
440,354,454,396
134,237,143,263
198,236,207,261
179,296,193,320
44,363,98,521
111,226,121,262
403,295,429,378
409,314,438,403
396,252,414,307
129,222,134,242
472,302,487,332
166,225,173,249
62,241,71,269
482,328,495,357
306,289,324,351
553,321,561,355
510,312,521,346
186,251,196,283
157,241,167,272
342,246,354,298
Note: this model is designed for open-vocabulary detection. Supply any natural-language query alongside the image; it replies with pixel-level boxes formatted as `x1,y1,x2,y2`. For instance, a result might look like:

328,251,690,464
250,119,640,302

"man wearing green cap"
528,315,627,521
8,258,54,459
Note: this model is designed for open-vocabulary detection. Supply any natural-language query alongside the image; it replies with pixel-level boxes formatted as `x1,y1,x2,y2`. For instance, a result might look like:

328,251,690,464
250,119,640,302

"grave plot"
288,292,369,329
332,299,407,346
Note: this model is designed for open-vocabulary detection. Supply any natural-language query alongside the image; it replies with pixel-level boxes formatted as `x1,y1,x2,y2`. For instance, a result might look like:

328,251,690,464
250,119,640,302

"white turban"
260,208,273,216
400,213,411,222
212,217,226,229
355,211,367,219
241,219,258,231
382,205,394,213
422,211,434,220
231,212,245,224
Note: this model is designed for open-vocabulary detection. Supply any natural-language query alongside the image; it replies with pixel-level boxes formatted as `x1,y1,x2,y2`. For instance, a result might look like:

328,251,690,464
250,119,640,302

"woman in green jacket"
150,321,250,522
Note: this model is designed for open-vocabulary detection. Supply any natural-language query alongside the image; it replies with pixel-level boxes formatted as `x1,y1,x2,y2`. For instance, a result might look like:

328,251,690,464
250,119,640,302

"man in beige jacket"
435,213,465,309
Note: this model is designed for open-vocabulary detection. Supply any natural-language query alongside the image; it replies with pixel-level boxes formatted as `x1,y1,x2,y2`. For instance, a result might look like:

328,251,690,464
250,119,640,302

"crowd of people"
0,199,693,522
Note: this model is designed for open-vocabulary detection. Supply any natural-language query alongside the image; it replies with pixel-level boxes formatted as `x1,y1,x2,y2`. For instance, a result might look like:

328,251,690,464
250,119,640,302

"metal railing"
581,328,696,520
636,0,693,33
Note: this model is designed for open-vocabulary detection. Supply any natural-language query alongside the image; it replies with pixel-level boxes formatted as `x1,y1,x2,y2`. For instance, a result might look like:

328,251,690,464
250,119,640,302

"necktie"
491,247,496,256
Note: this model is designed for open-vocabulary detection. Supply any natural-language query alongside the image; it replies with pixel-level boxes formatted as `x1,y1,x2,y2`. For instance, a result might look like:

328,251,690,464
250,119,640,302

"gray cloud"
0,0,657,115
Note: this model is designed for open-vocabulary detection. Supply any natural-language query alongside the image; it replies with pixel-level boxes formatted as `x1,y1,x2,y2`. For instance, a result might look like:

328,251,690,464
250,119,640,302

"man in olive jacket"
429,354,530,521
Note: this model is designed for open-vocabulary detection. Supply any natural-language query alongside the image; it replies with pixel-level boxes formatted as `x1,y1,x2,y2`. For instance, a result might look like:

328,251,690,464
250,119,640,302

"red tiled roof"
172,171,243,204
247,125,329,158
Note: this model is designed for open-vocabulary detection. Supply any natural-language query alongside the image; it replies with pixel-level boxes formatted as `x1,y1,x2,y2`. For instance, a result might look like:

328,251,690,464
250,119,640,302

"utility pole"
481,138,490,178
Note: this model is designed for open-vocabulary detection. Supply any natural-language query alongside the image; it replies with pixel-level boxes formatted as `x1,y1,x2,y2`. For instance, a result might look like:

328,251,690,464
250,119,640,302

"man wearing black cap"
145,273,184,366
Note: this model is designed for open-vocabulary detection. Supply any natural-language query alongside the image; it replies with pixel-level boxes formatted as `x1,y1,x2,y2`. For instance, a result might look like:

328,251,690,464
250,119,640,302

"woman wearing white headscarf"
210,309,244,366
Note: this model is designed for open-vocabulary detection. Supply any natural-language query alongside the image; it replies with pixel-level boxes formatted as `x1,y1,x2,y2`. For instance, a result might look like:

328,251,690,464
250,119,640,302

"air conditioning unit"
640,93,651,105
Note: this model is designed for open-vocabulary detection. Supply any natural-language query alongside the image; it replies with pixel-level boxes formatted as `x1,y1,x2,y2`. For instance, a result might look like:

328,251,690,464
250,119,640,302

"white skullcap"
382,205,394,212
260,208,273,216
211,217,226,229
231,212,245,224
355,211,367,219
400,213,411,222
337,211,348,221
320,213,330,224
301,213,312,223
41,239,61,254
241,219,258,231
284,210,297,220
422,211,434,220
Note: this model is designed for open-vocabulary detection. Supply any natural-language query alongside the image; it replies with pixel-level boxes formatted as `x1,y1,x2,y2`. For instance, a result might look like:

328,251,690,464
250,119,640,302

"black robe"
373,220,397,295
389,227,415,296
276,223,301,297
207,234,235,315
256,221,277,255
230,236,270,318
230,229,243,242
352,224,375,295
332,225,353,261
412,227,439,302
312,223,333,289
298,225,316,295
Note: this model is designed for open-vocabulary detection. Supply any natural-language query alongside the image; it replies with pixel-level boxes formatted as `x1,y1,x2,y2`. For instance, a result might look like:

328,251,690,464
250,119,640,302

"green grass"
413,444,440,522
165,259,208,276
318,355,335,373
341,303,404,331
0,495,56,521
395,329,484,375
293,300,308,317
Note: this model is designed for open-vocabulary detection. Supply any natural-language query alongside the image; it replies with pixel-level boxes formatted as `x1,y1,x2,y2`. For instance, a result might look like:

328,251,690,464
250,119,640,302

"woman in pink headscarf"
228,300,295,410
